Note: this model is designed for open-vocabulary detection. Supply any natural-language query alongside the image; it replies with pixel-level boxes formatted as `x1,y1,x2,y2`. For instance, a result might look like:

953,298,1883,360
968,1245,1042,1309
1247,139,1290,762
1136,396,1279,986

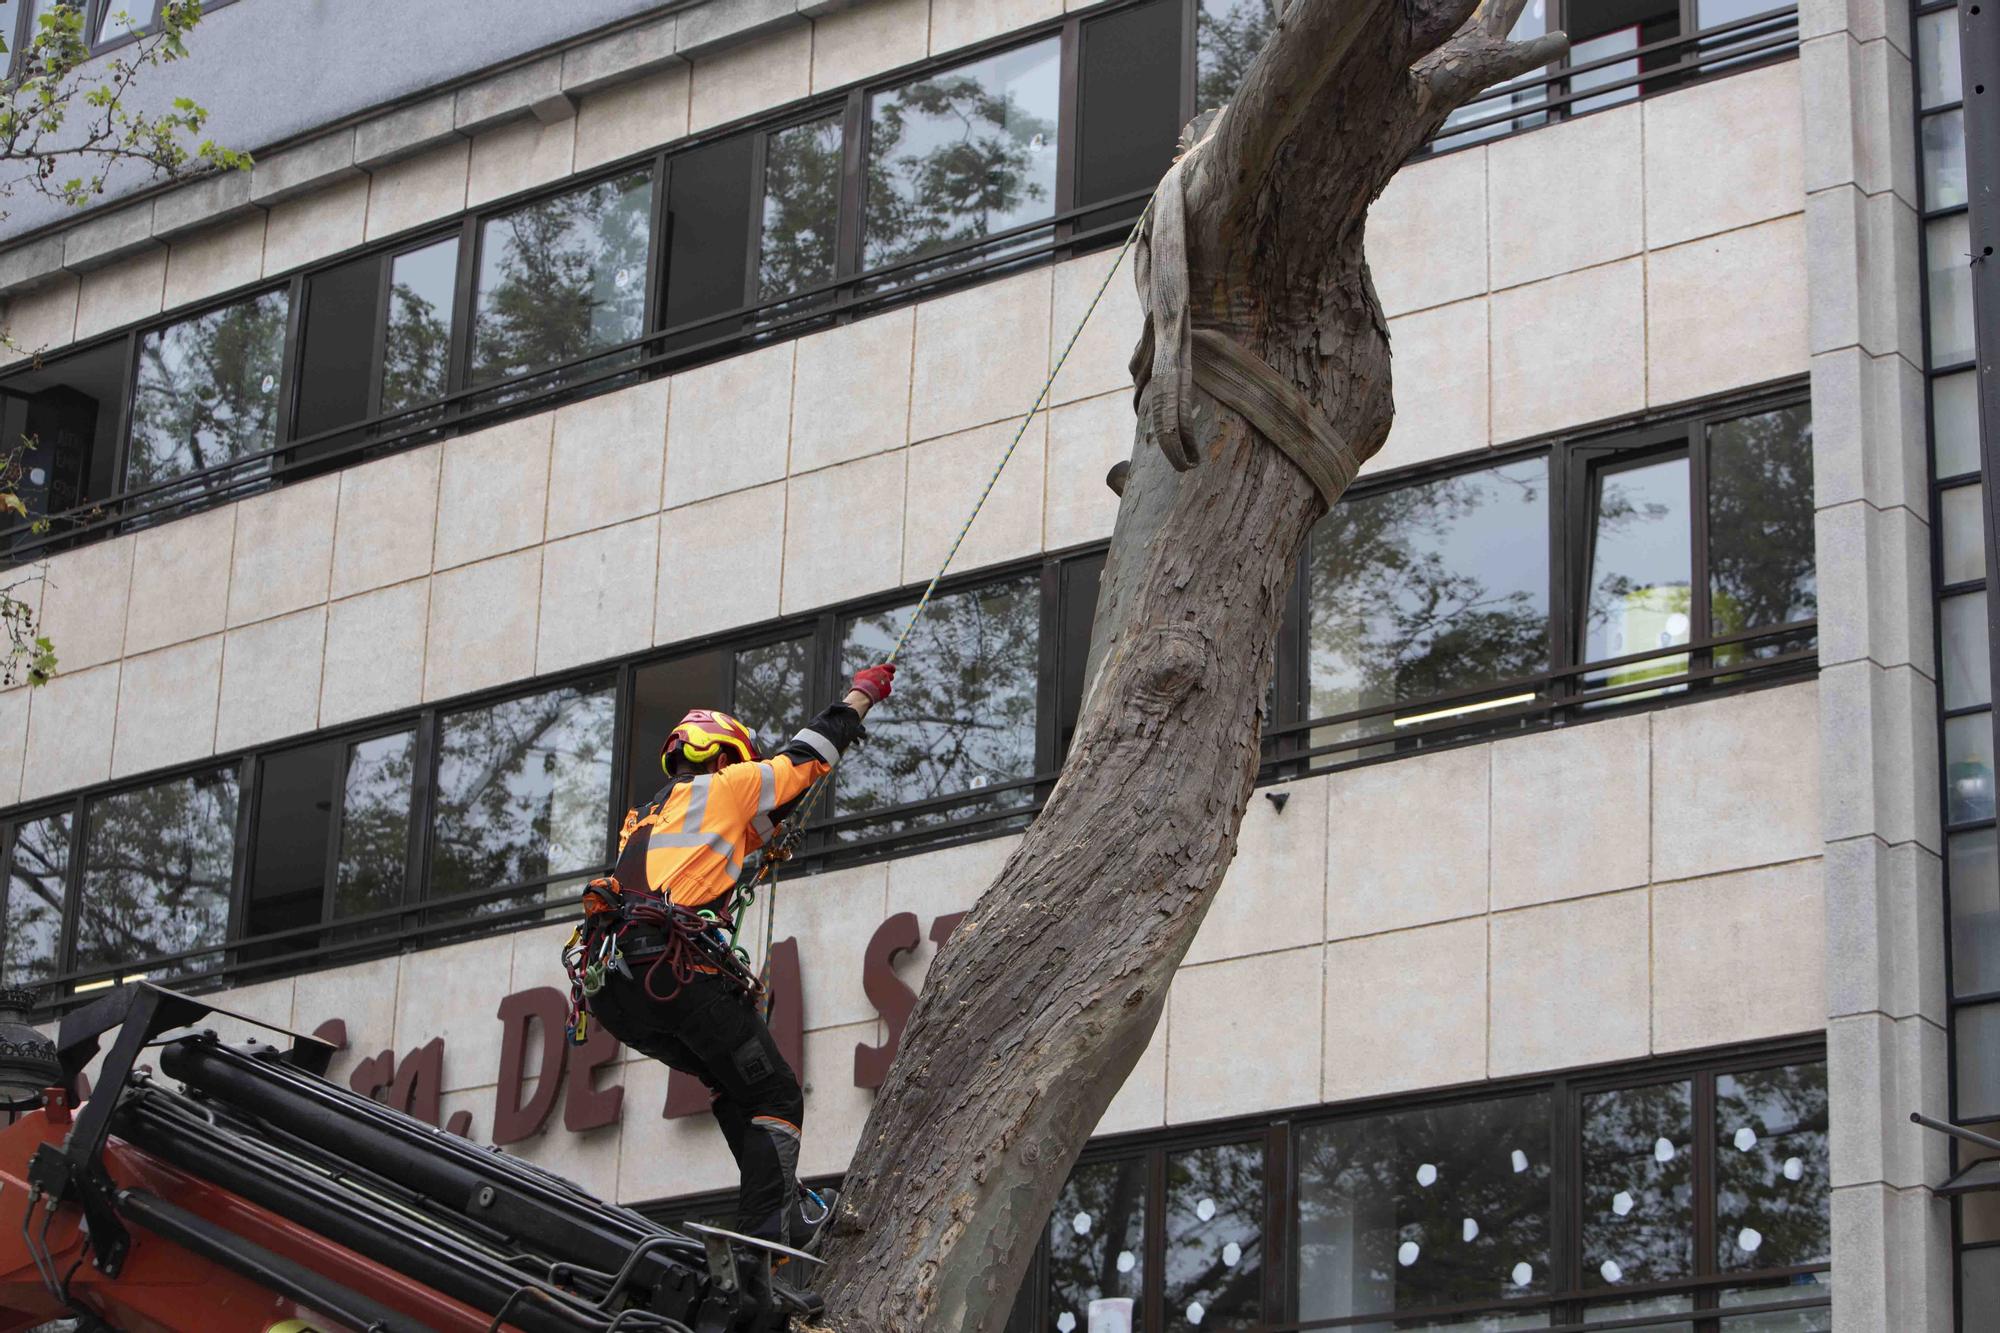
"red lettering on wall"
492,988,569,1145
854,911,964,1089
564,1021,623,1133
352,1038,472,1137
662,938,805,1118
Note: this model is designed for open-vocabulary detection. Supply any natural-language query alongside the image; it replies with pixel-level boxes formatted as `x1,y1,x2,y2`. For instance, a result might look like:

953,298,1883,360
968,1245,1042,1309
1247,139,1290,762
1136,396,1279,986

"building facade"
0,0,1981,1327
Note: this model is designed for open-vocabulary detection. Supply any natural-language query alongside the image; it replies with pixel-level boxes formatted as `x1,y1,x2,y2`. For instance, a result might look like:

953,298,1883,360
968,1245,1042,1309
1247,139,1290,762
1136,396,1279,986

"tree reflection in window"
1196,0,1279,109
1049,1156,1146,1327
429,682,615,917
1707,406,1816,653
1295,1093,1552,1320
75,770,239,981
1714,1063,1830,1273
1581,1080,1695,1288
837,577,1040,832
759,115,843,305
471,171,652,388
381,236,458,418
734,637,814,760
863,39,1060,272
4,812,66,987
333,731,416,925
1166,1140,1264,1330
1308,457,1549,732
126,289,289,492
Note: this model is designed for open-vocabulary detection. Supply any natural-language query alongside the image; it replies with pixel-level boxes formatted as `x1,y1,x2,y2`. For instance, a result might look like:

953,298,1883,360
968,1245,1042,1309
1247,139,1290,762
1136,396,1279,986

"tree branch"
1413,0,1571,126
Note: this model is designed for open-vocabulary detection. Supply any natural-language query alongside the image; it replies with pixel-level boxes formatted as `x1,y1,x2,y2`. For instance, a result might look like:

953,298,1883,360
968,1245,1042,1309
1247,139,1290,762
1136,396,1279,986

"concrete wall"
172,682,1825,1207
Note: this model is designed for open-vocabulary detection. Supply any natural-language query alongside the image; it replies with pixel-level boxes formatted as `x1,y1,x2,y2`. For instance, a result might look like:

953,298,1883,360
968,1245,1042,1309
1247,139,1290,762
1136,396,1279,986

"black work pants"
588,969,804,1241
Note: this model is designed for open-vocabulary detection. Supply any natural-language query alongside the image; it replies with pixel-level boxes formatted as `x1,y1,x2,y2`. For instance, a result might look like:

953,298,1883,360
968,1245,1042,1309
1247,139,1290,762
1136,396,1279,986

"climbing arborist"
565,663,895,1321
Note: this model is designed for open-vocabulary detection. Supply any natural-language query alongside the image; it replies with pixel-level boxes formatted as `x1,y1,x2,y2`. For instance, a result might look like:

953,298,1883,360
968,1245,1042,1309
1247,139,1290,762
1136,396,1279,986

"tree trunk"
812,2,1566,1327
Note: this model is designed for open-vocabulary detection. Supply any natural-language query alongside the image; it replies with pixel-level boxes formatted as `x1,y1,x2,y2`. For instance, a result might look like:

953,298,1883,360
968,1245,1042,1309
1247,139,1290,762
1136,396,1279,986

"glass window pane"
1918,8,1961,109
1948,713,1998,827
4,813,67,988
1965,1248,2000,1328
471,170,652,387
1707,406,1816,635
1951,828,2000,996
1922,109,1968,210
76,769,239,981
430,681,616,914
733,637,814,761
295,255,384,448
1717,1280,1832,1331
1957,1002,2000,1119
381,236,458,418
95,0,147,42
1714,1062,1830,1272
837,577,1040,830
1197,0,1277,108
1049,1157,1147,1325
1927,213,1976,365
1943,591,1993,710
627,649,731,810
335,730,415,922
1943,482,1987,586
1581,1080,1694,1288
127,289,291,494
247,741,338,957
1570,0,1681,115
1308,457,1550,728
1585,454,1691,667
0,340,126,535
1165,1140,1264,1330
863,38,1061,272
1582,1293,1693,1330
1295,1092,1552,1319
663,133,755,339
1077,0,1181,233
1935,370,1982,478
758,115,843,306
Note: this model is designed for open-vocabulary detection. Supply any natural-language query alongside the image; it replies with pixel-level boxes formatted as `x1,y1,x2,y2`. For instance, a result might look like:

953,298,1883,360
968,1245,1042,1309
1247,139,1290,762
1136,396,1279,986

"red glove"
850,663,896,704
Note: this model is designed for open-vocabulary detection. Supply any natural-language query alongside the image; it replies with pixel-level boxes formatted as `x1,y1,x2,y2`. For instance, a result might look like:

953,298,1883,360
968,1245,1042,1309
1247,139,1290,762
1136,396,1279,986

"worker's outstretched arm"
715,665,898,819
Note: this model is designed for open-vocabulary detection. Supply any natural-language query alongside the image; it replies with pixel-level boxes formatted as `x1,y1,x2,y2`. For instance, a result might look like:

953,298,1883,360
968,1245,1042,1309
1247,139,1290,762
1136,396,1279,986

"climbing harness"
561,871,764,1045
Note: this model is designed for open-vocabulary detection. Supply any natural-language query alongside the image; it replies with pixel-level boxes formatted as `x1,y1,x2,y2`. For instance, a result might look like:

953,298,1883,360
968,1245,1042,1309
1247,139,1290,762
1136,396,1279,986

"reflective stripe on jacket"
612,704,863,909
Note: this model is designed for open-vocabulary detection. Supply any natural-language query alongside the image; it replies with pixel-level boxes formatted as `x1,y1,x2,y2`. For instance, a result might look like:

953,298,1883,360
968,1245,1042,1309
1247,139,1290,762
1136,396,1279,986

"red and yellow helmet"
663,709,760,772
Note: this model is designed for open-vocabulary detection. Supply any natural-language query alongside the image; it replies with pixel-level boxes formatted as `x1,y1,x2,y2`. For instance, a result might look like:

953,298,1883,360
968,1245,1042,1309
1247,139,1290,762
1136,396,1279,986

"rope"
748,210,1153,983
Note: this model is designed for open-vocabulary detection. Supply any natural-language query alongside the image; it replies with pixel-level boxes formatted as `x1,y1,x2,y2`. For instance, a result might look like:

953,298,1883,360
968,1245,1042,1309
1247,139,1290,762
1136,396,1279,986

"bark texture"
812,2,1565,1326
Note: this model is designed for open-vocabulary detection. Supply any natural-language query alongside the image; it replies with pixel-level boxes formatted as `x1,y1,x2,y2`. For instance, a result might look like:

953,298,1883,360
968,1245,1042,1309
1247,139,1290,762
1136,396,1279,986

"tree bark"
812,2,1565,1327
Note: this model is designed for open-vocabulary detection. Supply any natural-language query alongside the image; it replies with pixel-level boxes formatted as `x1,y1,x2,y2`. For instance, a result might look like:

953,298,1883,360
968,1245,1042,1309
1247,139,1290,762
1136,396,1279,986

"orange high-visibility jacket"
611,706,861,909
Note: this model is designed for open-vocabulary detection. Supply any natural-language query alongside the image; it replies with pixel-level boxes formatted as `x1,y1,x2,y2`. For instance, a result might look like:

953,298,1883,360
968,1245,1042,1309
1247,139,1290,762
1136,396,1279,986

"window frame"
1271,382,1819,780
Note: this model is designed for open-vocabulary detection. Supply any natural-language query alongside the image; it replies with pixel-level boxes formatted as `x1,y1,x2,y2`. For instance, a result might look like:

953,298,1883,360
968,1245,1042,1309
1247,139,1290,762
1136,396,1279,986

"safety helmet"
663,709,761,773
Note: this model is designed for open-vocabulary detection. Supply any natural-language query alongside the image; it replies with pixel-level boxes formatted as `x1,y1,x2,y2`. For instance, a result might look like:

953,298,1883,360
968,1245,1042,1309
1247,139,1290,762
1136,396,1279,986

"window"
92,0,149,44
1307,456,1550,743
429,681,616,917
1433,0,1552,149
1196,0,1278,109
1076,0,1182,233
1580,451,1692,676
470,171,652,390
1010,1053,1828,1328
662,133,757,341
1049,1156,1148,1324
74,768,239,982
381,236,459,419
126,288,290,495
836,576,1042,836
863,38,1062,274
294,254,384,451
1705,406,1817,649
625,637,814,811
246,730,415,956
1569,0,1683,113
1297,1093,1552,1318
3,812,65,987
0,340,124,537
758,114,844,306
